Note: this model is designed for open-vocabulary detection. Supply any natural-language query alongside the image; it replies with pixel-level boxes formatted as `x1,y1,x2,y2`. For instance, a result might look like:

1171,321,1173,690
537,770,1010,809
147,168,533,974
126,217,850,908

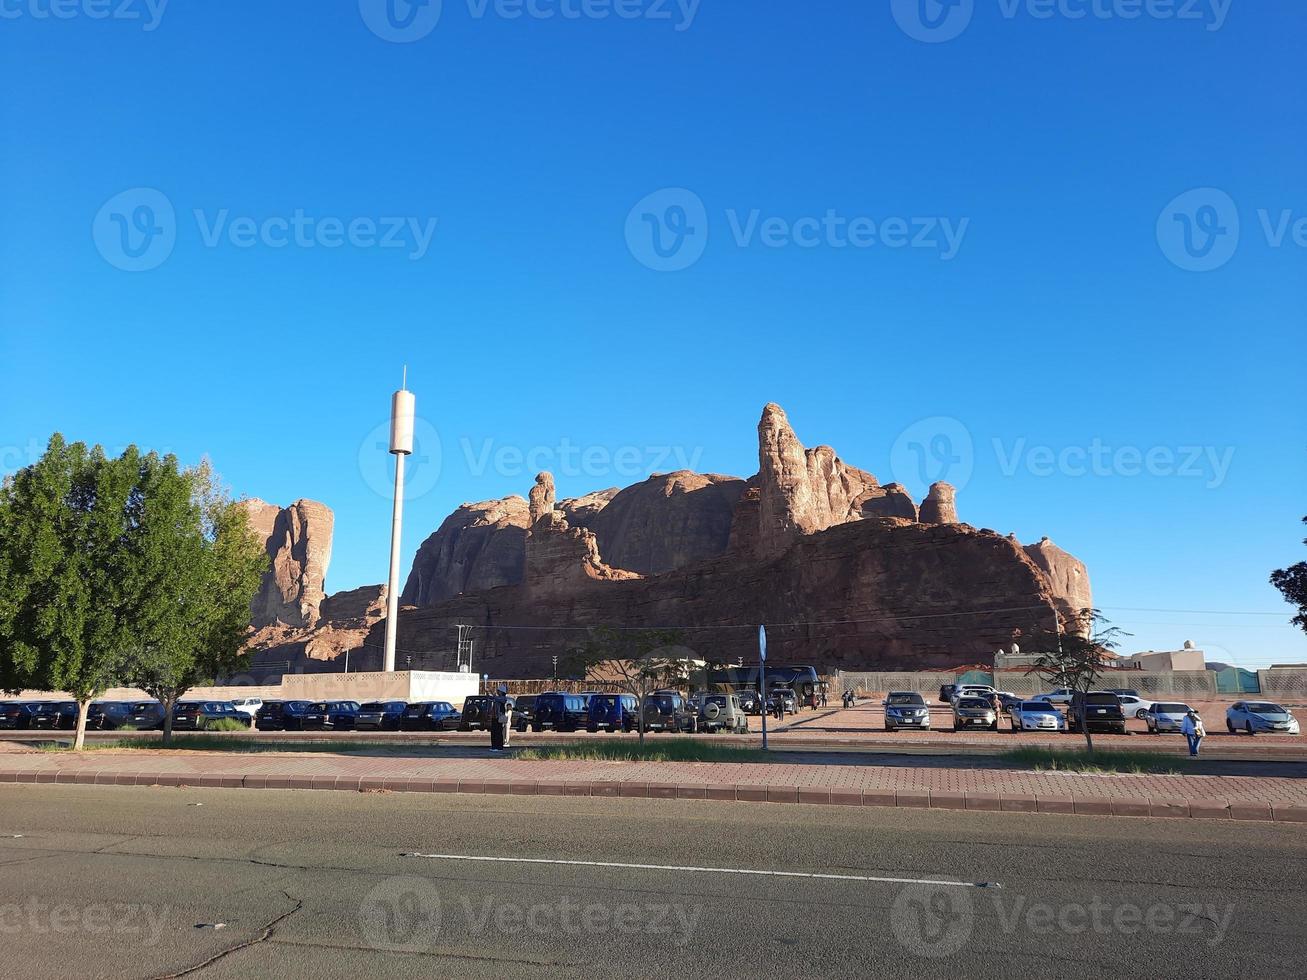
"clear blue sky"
2,1,1303,667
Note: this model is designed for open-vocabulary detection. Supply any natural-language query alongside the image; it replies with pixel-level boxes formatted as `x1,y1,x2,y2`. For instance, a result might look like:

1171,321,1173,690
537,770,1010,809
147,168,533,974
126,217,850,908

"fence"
832,670,1244,699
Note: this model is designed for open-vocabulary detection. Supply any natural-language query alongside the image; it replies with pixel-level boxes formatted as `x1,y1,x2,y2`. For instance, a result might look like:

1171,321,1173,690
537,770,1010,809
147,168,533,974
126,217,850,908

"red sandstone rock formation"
238,498,333,628
919,482,959,524
399,497,529,606
1023,536,1093,624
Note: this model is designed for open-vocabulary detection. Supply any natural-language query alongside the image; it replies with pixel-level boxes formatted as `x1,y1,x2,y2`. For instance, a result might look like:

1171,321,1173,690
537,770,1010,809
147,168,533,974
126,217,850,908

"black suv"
1069,692,1127,735
458,696,495,731
0,702,44,730
300,701,360,730
30,701,79,730
355,700,407,731
255,700,314,731
532,692,588,732
400,701,461,731
511,694,537,732
173,701,248,731
641,691,690,733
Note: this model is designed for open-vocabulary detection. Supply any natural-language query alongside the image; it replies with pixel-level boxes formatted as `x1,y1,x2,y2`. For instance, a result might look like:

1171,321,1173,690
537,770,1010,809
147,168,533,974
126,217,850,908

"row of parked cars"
882,684,1301,736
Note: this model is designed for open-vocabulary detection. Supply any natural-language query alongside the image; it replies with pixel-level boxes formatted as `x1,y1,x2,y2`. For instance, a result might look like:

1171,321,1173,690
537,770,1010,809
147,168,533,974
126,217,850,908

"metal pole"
383,450,405,673
759,624,768,752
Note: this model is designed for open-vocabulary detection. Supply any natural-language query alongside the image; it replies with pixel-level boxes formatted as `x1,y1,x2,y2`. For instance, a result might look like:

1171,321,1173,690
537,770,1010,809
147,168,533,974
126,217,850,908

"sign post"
758,624,768,752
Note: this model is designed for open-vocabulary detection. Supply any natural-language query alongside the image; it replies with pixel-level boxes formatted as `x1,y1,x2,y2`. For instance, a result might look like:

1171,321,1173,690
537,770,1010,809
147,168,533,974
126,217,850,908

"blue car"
355,700,407,731
586,693,638,733
30,701,79,730
0,702,45,730
255,700,314,731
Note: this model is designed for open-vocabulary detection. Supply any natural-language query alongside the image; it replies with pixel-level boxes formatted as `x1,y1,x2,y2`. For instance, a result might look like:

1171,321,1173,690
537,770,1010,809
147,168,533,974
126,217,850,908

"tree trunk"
72,698,91,751
162,695,175,747
1083,724,1094,754
637,692,646,748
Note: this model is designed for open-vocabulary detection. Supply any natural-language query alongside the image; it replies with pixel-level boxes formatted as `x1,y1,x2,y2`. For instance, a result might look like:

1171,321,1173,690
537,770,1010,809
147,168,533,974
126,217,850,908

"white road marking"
402,852,999,888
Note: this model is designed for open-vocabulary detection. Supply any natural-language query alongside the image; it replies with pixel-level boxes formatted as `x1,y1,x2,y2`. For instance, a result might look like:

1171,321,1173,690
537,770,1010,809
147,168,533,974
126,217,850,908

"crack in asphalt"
264,936,582,967
150,891,304,979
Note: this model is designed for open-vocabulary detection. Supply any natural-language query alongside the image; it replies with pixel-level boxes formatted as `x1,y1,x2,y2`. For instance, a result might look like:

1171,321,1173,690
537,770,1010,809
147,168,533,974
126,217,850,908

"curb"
3,768,1303,822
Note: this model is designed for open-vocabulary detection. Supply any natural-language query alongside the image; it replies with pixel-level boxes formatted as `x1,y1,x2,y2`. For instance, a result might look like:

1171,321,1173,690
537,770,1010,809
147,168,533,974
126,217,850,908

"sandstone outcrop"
238,498,333,628
855,483,919,521
399,497,529,606
529,472,556,526
575,471,745,575
919,482,959,524
525,474,641,594
756,403,880,555
1024,537,1093,624
559,487,620,525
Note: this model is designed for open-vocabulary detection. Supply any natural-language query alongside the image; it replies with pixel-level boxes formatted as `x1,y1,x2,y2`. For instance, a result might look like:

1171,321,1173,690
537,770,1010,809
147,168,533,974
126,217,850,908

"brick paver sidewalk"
2,749,1304,822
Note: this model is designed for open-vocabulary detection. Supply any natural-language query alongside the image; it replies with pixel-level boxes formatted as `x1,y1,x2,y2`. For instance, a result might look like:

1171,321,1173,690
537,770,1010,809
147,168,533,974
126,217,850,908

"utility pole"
383,368,414,673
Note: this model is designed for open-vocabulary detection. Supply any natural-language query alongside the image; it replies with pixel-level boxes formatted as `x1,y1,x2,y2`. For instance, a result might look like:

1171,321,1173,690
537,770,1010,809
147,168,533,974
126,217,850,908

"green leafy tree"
1025,608,1130,754
0,436,139,748
1270,517,1307,634
0,438,266,749
565,628,687,746
123,458,267,745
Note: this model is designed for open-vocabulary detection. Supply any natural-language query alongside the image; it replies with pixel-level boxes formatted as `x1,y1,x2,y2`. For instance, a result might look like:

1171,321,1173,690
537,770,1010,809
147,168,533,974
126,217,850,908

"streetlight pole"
383,371,414,674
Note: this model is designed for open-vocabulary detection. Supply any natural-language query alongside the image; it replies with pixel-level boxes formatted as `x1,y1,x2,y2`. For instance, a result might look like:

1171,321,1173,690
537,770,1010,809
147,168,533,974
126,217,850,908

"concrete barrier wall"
833,670,1232,699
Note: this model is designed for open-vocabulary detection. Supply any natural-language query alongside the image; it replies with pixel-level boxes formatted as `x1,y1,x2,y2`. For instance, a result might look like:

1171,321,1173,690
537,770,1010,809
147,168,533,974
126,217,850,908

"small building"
1117,641,1206,673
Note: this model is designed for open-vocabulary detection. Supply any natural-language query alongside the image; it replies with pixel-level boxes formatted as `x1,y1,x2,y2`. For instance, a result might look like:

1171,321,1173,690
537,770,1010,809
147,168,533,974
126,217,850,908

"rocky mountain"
244,403,1092,678
238,498,334,628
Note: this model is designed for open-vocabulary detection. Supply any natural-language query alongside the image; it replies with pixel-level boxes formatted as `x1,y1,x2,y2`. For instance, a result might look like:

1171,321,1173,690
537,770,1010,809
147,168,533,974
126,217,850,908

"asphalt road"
0,785,1302,979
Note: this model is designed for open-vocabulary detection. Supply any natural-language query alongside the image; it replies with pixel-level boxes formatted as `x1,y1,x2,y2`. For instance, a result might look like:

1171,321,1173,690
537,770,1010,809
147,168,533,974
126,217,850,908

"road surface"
0,784,1302,977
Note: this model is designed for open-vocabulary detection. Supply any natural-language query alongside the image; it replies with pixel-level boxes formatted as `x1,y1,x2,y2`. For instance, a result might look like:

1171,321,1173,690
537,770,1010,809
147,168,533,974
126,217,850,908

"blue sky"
1,0,1303,667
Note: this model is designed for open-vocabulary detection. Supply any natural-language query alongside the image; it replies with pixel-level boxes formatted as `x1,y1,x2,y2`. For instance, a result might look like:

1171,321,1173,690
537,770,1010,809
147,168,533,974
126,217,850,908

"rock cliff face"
919,482,959,524
400,497,529,606
756,403,880,555
1024,537,1093,624
246,403,1092,679
238,498,333,628
573,471,746,575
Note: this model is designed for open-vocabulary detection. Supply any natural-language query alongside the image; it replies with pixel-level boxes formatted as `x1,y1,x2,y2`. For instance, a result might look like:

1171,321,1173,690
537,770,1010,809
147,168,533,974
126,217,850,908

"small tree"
1271,517,1307,634
1025,608,1129,753
566,627,687,747
125,459,266,745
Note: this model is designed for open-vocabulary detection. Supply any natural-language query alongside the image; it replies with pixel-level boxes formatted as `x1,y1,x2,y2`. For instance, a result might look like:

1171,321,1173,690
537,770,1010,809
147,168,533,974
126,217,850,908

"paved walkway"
2,748,1304,821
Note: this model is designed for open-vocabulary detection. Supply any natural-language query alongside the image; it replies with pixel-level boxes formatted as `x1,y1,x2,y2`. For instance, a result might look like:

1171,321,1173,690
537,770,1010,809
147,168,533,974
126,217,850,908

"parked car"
532,692,589,732
952,696,998,731
88,700,134,730
0,701,45,730
458,696,495,732
173,701,248,731
1040,688,1077,706
587,693,639,733
400,701,461,731
737,689,763,714
939,684,958,705
30,701,79,730
255,700,314,731
957,684,996,700
355,700,407,731
996,692,1022,715
230,697,264,722
642,690,691,733
883,691,930,731
1068,692,1127,735
1106,688,1141,698
300,700,360,730
1226,701,1300,735
505,694,535,732
695,693,749,734
1113,694,1154,719
767,688,798,713
1011,700,1066,733
123,701,167,730
1143,702,1193,734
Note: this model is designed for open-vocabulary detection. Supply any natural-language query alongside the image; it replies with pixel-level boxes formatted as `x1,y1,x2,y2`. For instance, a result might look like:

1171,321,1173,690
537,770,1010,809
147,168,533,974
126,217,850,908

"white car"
1143,701,1192,734
1226,701,1300,735
1011,700,1067,733
1114,694,1154,720
230,697,263,721
1040,689,1076,707
956,684,996,701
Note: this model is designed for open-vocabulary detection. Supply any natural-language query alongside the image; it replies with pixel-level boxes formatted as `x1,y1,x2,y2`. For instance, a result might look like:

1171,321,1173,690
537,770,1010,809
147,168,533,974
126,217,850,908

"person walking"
1180,709,1205,757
